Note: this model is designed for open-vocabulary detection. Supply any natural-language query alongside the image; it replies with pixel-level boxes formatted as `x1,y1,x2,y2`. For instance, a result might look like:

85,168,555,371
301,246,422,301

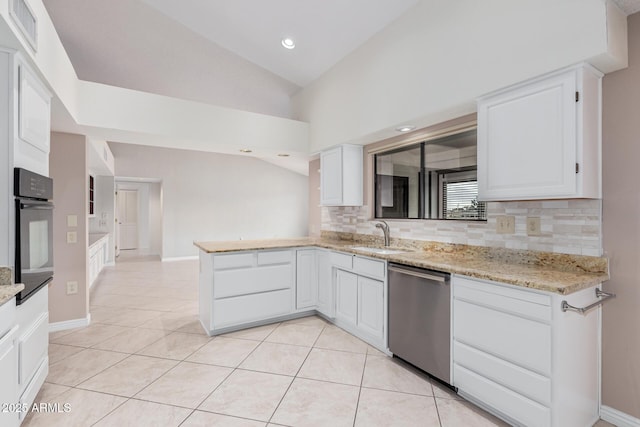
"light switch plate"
67,215,78,227
496,215,515,234
66,281,78,295
67,231,77,244
527,217,542,236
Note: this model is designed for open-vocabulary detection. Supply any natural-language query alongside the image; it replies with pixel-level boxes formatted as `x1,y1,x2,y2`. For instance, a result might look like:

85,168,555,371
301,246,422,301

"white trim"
162,256,198,262
105,261,115,267
601,405,640,427
48,313,91,332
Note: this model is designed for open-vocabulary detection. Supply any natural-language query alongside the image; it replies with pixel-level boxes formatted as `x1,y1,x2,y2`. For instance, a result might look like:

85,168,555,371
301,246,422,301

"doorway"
115,179,163,260
117,189,138,251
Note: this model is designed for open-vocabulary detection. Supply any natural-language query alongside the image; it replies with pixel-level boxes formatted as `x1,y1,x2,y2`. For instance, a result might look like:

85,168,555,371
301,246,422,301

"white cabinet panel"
455,364,551,427
320,147,343,205
335,270,358,326
454,341,551,406
296,249,317,309
357,276,383,340
320,144,363,206
214,265,293,299
18,312,48,387
353,256,385,280
0,326,19,427
454,299,551,375
18,65,51,153
316,250,334,318
477,64,601,201
213,289,292,329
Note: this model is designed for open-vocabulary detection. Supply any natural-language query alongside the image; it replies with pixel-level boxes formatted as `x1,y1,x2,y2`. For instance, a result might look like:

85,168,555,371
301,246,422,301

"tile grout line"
266,321,328,425
352,352,369,427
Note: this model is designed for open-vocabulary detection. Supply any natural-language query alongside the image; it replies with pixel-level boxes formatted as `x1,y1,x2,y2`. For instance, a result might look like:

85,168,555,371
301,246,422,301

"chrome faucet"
375,221,390,247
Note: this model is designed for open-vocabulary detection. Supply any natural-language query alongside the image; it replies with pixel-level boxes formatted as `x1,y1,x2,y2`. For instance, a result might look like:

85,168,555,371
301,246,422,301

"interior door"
117,190,138,250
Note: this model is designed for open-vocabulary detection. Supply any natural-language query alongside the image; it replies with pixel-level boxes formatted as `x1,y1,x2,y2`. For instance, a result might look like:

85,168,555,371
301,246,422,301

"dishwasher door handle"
388,266,448,282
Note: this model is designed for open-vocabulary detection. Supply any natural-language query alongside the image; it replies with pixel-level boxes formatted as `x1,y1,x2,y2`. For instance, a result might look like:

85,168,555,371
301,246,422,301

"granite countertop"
89,233,109,247
0,267,23,306
194,235,609,296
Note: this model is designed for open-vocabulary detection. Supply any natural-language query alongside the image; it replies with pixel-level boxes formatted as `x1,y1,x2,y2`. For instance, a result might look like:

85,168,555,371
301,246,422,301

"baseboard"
161,256,198,262
105,261,115,267
601,405,640,427
49,313,91,332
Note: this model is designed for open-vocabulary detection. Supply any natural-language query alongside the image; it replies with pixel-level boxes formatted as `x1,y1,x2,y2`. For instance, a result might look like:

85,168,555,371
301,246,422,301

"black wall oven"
14,168,54,305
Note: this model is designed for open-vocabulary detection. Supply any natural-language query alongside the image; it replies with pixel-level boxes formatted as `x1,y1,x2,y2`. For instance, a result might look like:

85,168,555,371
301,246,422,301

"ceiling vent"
10,0,37,51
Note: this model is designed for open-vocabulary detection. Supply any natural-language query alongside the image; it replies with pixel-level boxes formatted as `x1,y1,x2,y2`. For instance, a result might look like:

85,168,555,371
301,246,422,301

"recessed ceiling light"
277,153,290,157
396,125,416,133
239,149,252,153
281,38,296,50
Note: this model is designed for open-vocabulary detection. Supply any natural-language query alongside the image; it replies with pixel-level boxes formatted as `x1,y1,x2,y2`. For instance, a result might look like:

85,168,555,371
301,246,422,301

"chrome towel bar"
561,288,616,314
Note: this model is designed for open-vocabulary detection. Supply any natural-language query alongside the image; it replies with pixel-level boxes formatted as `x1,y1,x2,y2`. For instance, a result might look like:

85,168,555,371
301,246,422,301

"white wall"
293,0,627,153
148,182,162,257
111,143,309,259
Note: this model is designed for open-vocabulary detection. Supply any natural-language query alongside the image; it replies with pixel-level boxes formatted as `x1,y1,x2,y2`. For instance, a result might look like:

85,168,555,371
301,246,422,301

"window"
374,129,486,221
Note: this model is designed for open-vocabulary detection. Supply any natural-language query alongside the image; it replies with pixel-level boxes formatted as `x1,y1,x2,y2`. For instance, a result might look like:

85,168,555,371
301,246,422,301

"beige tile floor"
22,257,615,427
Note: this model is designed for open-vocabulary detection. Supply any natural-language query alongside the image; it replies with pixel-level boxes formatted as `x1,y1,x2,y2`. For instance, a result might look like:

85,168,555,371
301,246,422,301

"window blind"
442,180,486,220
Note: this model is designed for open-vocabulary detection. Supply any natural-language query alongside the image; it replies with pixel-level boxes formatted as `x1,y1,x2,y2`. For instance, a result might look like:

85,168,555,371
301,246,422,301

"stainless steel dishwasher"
388,263,452,385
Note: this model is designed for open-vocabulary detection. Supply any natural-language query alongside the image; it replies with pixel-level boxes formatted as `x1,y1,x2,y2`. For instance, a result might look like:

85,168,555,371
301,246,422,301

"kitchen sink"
350,246,410,255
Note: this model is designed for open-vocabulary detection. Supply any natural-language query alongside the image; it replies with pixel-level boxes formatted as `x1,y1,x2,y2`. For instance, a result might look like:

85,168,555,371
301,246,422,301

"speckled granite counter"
0,267,23,306
194,234,609,295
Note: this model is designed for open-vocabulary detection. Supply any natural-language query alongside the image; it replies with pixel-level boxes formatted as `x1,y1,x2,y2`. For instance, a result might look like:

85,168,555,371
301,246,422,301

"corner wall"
49,132,88,323
601,11,640,420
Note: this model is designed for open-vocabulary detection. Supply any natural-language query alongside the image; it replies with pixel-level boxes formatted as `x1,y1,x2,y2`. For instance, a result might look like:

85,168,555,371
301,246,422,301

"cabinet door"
320,147,343,205
357,277,384,340
316,251,334,318
335,270,358,326
0,326,18,427
18,65,51,153
478,70,577,200
296,250,317,309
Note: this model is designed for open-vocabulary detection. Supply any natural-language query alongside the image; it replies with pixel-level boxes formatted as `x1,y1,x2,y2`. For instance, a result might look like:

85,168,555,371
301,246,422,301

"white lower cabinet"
335,270,358,325
200,249,295,333
452,275,599,427
296,249,317,310
334,258,386,347
357,276,384,341
0,299,18,427
316,250,334,318
89,235,109,287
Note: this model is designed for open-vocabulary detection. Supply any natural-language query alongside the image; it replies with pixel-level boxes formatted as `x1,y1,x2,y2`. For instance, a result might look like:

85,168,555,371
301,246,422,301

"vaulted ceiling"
43,0,418,119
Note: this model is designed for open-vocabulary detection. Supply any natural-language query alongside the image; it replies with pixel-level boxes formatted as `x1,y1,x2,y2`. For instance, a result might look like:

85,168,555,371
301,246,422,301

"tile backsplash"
321,200,602,256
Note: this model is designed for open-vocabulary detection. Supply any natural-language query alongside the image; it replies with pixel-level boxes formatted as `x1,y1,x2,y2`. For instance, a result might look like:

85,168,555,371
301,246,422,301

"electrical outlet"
527,217,542,236
496,215,515,234
67,231,77,244
66,281,78,295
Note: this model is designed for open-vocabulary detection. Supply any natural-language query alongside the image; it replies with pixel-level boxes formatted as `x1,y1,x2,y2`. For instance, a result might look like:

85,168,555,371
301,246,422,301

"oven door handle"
20,203,54,210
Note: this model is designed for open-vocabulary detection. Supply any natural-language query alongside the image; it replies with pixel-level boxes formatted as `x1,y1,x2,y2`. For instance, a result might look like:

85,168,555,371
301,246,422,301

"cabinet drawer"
19,356,48,421
258,250,293,266
454,299,551,375
454,364,550,427
331,252,353,270
213,253,255,270
213,289,292,328
0,298,16,338
214,265,293,299
353,256,385,279
454,341,551,405
454,275,551,322
18,312,48,387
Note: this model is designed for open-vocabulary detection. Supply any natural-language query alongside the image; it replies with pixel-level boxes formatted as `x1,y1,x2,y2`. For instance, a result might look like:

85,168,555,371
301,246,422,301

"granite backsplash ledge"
320,231,608,276
0,267,12,286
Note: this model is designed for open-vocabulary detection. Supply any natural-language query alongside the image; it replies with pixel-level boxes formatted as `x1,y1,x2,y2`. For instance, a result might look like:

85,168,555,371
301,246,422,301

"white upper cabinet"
320,144,363,206
12,54,52,176
477,64,602,201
